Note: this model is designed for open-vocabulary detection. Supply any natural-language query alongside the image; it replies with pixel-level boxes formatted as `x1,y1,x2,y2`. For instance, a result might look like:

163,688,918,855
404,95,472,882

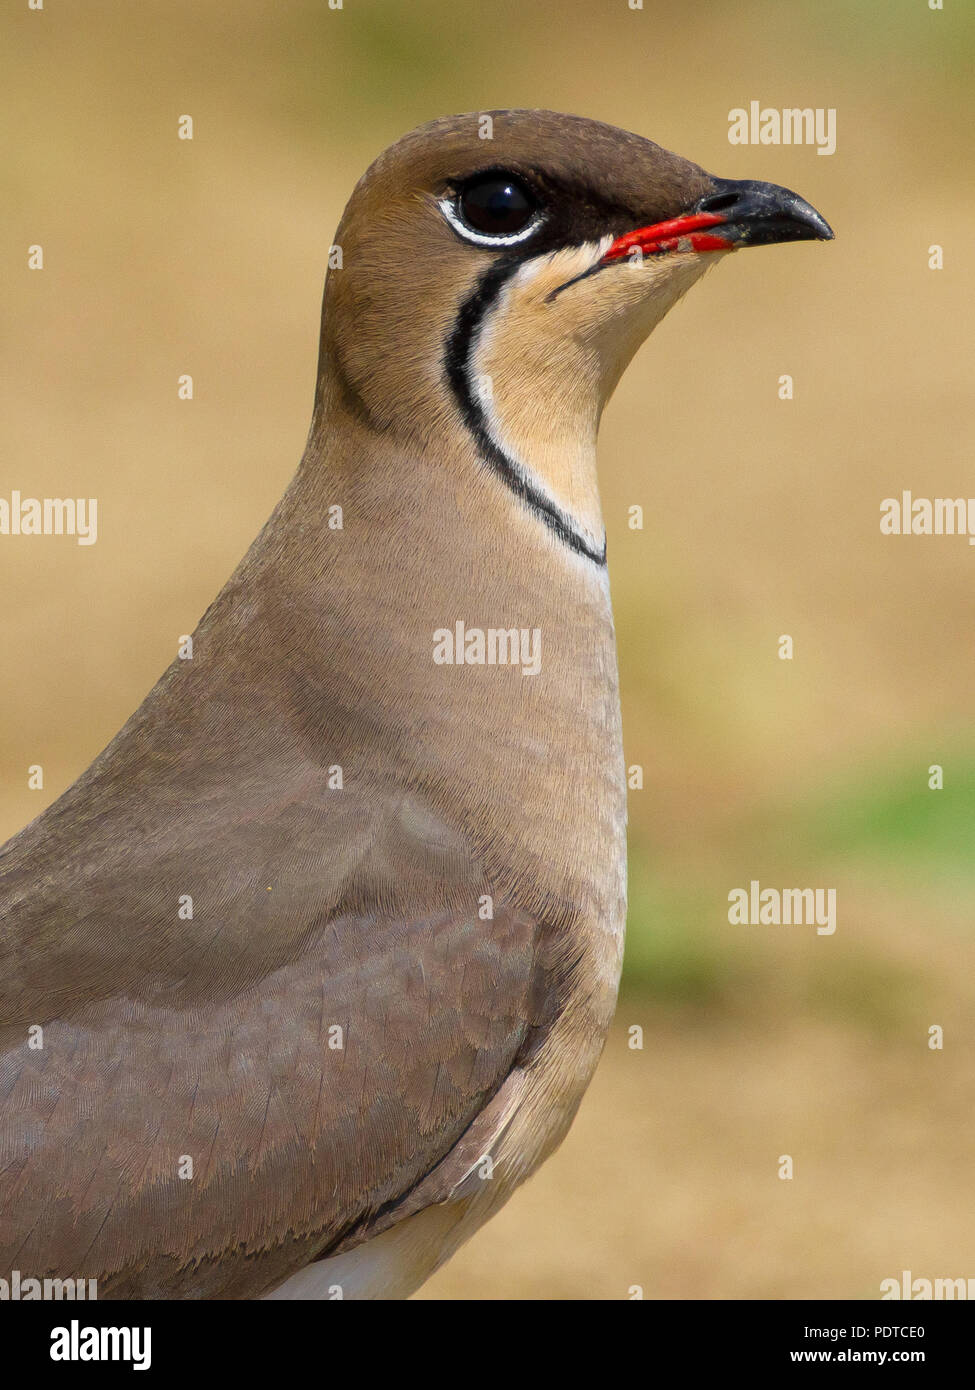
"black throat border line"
444,255,608,567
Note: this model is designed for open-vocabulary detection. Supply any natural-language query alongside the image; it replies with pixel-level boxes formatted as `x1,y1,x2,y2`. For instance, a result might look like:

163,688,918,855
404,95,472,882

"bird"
0,110,832,1300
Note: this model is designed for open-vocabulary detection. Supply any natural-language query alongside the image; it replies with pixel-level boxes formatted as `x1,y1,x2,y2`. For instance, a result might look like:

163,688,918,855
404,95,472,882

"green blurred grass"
787,754,975,876
622,744,974,1036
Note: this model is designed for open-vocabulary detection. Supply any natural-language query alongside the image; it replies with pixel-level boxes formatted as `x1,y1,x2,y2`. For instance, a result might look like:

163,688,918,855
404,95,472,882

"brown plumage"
0,110,831,1298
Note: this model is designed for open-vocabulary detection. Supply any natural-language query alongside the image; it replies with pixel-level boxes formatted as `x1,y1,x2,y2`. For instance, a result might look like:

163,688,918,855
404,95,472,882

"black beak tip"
784,191,834,242
698,176,834,248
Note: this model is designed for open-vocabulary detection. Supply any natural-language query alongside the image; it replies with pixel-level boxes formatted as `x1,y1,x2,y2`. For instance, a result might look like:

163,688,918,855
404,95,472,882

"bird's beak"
601,176,834,263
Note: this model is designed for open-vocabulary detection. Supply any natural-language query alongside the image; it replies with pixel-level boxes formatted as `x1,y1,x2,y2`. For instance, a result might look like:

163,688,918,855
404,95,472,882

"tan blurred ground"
423,1011,975,1300
423,883,975,1298
2,0,973,1298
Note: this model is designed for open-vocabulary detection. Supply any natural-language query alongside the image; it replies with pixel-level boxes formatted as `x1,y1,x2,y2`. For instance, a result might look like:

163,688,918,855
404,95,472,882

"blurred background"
2,0,974,1298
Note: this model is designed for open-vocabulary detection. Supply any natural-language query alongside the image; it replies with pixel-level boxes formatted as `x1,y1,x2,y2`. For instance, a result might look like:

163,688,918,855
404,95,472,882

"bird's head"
318,110,832,560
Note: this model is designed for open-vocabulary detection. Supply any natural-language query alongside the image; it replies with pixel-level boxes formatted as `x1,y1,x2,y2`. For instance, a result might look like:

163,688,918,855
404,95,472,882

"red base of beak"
602,211,730,262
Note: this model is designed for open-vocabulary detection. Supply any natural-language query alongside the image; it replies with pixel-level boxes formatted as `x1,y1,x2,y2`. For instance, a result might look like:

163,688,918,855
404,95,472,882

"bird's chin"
591,252,714,391
547,235,718,306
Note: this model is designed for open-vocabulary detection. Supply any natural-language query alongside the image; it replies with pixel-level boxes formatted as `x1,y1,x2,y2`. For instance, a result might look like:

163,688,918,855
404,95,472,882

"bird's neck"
466,330,605,555
242,393,624,913
459,256,611,557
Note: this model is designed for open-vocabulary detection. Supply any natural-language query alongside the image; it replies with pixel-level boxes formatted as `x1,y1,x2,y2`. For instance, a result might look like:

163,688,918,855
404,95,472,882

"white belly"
262,1201,471,1301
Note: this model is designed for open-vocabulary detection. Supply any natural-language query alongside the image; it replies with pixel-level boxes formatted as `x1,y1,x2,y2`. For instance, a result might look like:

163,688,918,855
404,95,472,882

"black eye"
457,174,538,238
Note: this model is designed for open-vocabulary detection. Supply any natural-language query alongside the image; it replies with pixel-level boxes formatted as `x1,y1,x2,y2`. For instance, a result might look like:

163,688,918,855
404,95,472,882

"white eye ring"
438,196,545,248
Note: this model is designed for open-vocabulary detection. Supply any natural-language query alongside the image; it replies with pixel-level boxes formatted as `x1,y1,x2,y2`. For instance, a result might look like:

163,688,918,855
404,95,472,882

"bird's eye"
441,173,542,246
460,175,535,235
